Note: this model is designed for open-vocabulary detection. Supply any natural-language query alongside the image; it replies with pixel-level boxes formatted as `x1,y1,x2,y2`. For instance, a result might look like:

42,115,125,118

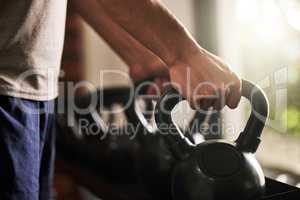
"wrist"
166,38,205,69
168,47,206,69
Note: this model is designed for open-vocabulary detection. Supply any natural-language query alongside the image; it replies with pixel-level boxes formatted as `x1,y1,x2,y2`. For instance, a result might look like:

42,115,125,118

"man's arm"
71,0,241,110
70,0,168,81
98,0,197,66
97,0,241,110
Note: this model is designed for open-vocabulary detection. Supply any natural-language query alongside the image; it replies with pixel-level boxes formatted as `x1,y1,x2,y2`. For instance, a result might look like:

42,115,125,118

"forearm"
70,0,167,71
70,0,242,111
98,0,201,66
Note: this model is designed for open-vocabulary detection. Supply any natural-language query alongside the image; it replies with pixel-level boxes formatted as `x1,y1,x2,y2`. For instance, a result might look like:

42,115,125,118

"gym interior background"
56,0,300,199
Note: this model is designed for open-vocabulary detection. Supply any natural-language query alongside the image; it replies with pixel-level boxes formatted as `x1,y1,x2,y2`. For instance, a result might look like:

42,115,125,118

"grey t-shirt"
0,0,68,100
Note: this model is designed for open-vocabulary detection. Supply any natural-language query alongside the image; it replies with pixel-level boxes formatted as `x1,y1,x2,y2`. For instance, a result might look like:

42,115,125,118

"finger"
226,77,242,109
195,87,218,111
212,88,226,111
146,77,163,95
213,99,222,111
200,98,216,111
199,99,210,111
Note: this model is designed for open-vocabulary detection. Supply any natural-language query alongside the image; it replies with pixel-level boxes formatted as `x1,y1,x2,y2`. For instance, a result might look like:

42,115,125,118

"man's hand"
169,48,241,110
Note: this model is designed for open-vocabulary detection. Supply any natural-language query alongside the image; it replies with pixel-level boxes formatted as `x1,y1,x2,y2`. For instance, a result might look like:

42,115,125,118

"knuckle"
227,102,238,109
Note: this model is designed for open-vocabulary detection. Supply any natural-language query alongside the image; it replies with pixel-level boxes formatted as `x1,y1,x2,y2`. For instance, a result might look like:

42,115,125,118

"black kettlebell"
155,80,269,200
132,88,213,199
132,99,176,200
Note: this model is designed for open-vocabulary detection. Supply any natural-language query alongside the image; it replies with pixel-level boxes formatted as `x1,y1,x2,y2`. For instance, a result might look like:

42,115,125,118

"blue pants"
0,96,56,200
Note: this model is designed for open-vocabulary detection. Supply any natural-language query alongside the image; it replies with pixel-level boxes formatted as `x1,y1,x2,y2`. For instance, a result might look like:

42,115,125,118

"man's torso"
0,0,68,100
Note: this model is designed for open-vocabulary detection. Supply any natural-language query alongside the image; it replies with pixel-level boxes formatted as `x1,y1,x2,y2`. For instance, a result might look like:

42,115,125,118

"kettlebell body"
172,140,265,200
132,94,209,200
131,99,176,199
136,133,175,200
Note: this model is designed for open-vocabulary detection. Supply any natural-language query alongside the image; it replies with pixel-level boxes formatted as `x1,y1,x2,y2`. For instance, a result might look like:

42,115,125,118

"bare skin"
71,0,168,82
71,0,241,110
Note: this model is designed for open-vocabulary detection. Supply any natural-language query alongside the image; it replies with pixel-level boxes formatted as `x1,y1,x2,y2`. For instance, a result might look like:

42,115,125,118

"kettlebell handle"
155,79,269,156
236,80,269,152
